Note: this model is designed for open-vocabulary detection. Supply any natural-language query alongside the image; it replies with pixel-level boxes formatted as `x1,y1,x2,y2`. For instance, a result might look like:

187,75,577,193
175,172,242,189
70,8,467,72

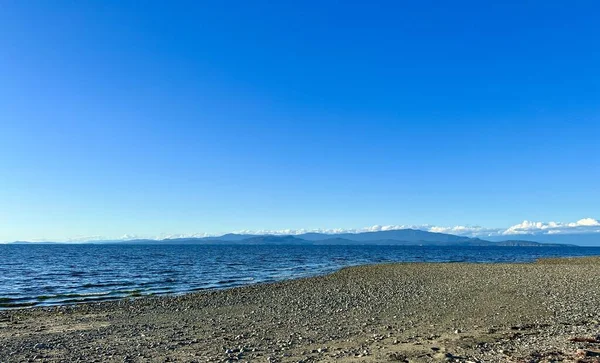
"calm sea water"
1,244,599,309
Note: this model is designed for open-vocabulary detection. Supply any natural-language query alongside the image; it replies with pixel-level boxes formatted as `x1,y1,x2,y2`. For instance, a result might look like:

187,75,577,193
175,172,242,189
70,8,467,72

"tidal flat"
1,258,600,362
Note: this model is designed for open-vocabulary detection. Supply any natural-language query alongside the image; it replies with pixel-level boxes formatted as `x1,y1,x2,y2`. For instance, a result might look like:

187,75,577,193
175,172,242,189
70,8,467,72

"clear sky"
1,1,599,242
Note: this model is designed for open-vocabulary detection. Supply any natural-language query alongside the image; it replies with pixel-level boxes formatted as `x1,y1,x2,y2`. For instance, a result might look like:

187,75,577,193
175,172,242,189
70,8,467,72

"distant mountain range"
87,229,575,247
486,233,600,247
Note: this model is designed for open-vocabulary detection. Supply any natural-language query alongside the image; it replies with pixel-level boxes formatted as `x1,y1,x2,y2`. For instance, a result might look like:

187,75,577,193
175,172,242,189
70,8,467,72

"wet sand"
1,257,600,362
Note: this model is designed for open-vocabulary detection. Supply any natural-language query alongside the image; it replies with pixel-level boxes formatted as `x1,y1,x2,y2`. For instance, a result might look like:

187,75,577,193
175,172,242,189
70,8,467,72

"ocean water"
1,244,599,309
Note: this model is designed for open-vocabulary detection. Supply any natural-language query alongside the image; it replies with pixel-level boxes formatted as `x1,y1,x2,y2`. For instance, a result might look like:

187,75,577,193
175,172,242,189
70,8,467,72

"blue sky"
1,1,599,242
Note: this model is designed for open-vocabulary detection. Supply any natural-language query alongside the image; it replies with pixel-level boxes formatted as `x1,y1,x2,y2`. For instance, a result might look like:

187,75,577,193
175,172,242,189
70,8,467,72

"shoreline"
2,258,600,362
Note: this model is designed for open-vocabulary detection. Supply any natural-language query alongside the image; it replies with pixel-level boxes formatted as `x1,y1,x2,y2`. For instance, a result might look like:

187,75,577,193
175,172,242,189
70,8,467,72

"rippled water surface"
1,244,599,308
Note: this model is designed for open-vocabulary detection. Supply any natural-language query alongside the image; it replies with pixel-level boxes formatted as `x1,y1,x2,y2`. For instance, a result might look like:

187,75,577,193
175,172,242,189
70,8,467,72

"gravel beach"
1,257,600,362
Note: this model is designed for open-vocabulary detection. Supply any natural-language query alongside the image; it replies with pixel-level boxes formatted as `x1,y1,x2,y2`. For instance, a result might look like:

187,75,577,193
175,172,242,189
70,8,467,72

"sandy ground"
1,257,600,362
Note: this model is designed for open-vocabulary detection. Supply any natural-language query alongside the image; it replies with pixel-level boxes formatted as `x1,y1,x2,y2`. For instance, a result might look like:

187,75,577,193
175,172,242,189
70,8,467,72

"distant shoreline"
5,227,595,246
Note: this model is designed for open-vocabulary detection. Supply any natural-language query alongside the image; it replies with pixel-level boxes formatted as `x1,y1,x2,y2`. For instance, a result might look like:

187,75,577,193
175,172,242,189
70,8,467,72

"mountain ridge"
5,229,578,246
101,229,574,247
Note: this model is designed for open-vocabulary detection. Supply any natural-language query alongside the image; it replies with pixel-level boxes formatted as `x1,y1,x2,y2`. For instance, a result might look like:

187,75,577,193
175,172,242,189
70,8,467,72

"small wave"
217,279,238,284
0,301,37,308
82,281,136,288
110,289,143,296
156,269,179,274
56,296,120,305
33,291,112,302
122,290,143,297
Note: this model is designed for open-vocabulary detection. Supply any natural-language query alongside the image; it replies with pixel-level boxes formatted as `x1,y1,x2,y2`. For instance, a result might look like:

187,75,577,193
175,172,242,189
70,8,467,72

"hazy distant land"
98,228,578,247
8,228,581,247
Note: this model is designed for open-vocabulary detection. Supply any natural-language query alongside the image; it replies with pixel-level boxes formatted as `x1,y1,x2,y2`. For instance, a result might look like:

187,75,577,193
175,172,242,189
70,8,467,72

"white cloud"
233,225,417,236
230,218,600,238
427,225,503,237
569,218,600,227
229,224,501,238
155,232,215,240
62,234,146,242
501,218,600,235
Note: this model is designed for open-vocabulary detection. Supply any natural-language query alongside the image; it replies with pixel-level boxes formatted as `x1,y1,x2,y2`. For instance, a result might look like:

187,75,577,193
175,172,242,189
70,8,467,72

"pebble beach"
1,257,600,362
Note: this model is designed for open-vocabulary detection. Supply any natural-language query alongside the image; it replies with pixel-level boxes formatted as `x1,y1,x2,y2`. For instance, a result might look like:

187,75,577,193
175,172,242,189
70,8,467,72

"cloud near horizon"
4,218,599,243
501,218,600,235
231,218,600,238
230,218,600,238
